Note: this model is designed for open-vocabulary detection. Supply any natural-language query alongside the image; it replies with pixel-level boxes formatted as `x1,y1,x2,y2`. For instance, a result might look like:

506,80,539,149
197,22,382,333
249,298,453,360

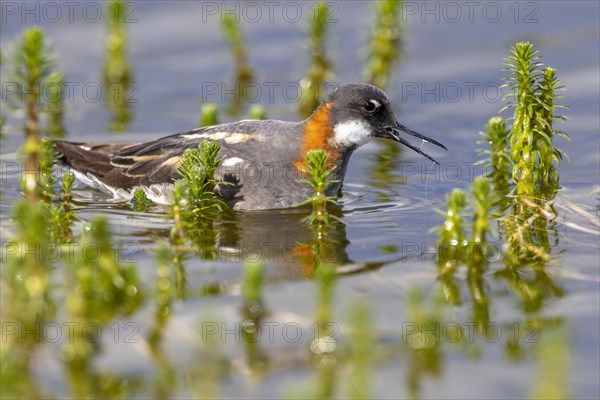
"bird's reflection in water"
126,203,361,288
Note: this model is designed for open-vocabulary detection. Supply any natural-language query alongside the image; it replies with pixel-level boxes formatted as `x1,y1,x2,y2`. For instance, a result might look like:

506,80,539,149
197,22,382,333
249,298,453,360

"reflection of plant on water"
1,1,580,398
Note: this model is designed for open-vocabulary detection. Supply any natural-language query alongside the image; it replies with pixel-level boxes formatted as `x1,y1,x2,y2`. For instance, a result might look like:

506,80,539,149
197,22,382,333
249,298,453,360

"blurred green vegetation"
103,0,134,132
0,5,577,400
298,1,334,119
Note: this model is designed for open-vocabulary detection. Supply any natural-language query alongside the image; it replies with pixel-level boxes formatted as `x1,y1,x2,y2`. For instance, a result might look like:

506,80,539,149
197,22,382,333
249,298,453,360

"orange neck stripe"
295,102,340,173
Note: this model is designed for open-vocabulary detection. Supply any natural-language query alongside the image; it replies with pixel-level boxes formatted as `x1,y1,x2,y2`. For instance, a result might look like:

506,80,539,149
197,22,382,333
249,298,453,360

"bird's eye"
363,99,380,113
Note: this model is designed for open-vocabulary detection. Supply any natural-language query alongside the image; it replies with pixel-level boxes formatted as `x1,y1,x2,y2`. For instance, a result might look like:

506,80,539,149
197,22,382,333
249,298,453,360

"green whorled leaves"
199,103,219,127
37,137,58,203
436,189,467,275
477,116,510,202
5,26,66,203
299,149,340,226
170,141,229,259
175,140,229,218
103,0,134,132
501,41,569,198
436,177,495,274
363,0,404,89
6,26,66,137
39,138,76,241
132,188,155,212
298,1,334,118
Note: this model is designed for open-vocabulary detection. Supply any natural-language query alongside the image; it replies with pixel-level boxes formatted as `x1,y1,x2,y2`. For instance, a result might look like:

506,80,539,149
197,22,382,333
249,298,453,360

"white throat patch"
333,120,372,147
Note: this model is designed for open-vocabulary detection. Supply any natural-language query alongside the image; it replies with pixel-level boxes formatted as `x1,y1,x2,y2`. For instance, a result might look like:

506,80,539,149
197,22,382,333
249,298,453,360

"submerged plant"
403,289,444,399
240,261,268,376
44,71,66,137
221,12,254,83
0,49,5,136
298,1,334,118
199,103,219,127
170,141,229,259
132,188,155,212
103,0,134,131
469,177,494,266
169,182,187,243
221,11,255,115
446,42,570,275
363,0,404,88
529,323,570,399
345,299,374,400
434,42,570,344
248,104,267,120
436,189,467,275
435,180,495,328
146,245,178,399
491,42,569,271
298,149,341,275
1,201,56,398
300,149,339,227
41,139,76,240
316,262,336,321
176,140,228,218
62,217,142,398
242,261,264,306
308,263,338,399
60,171,75,217
467,178,494,327
478,116,510,202
501,41,568,201
37,137,58,203
6,27,65,201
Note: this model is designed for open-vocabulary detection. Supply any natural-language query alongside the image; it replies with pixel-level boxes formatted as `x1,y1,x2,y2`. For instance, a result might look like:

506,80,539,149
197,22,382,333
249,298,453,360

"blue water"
1,1,599,398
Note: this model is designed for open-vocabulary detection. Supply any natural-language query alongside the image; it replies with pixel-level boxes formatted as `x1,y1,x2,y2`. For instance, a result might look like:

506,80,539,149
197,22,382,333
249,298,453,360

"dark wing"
107,133,194,186
55,122,270,190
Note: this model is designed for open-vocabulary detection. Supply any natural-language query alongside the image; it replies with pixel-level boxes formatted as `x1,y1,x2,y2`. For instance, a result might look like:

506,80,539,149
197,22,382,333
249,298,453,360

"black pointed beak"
385,123,447,165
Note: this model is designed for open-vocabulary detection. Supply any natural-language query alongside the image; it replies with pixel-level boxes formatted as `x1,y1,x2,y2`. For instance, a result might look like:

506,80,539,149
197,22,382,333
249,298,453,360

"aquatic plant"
1,201,56,398
170,182,187,245
59,171,75,222
298,1,334,118
199,103,219,127
221,12,254,84
363,0,404,88
132,188,155,212
447,42,569,274
529,322,570,399
171,141,228,259
298,149,341,276
469,177,494,266
37,137,58,203
435,180,495,329
478,116,510,202
147,245,177,399
0,49,5,136
221,11,255,115
436,189,467,275
176,140,228,218
103,0,134,131
44,71,66,137
6,27,65,201
490,43,569,275
248,104,267,120
300,149,339,227
501,41,569,201
345,299,374,400
61,217,142,398
240,260,268,377
403,289,444,399
434,42,570,353
309,263,338,399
